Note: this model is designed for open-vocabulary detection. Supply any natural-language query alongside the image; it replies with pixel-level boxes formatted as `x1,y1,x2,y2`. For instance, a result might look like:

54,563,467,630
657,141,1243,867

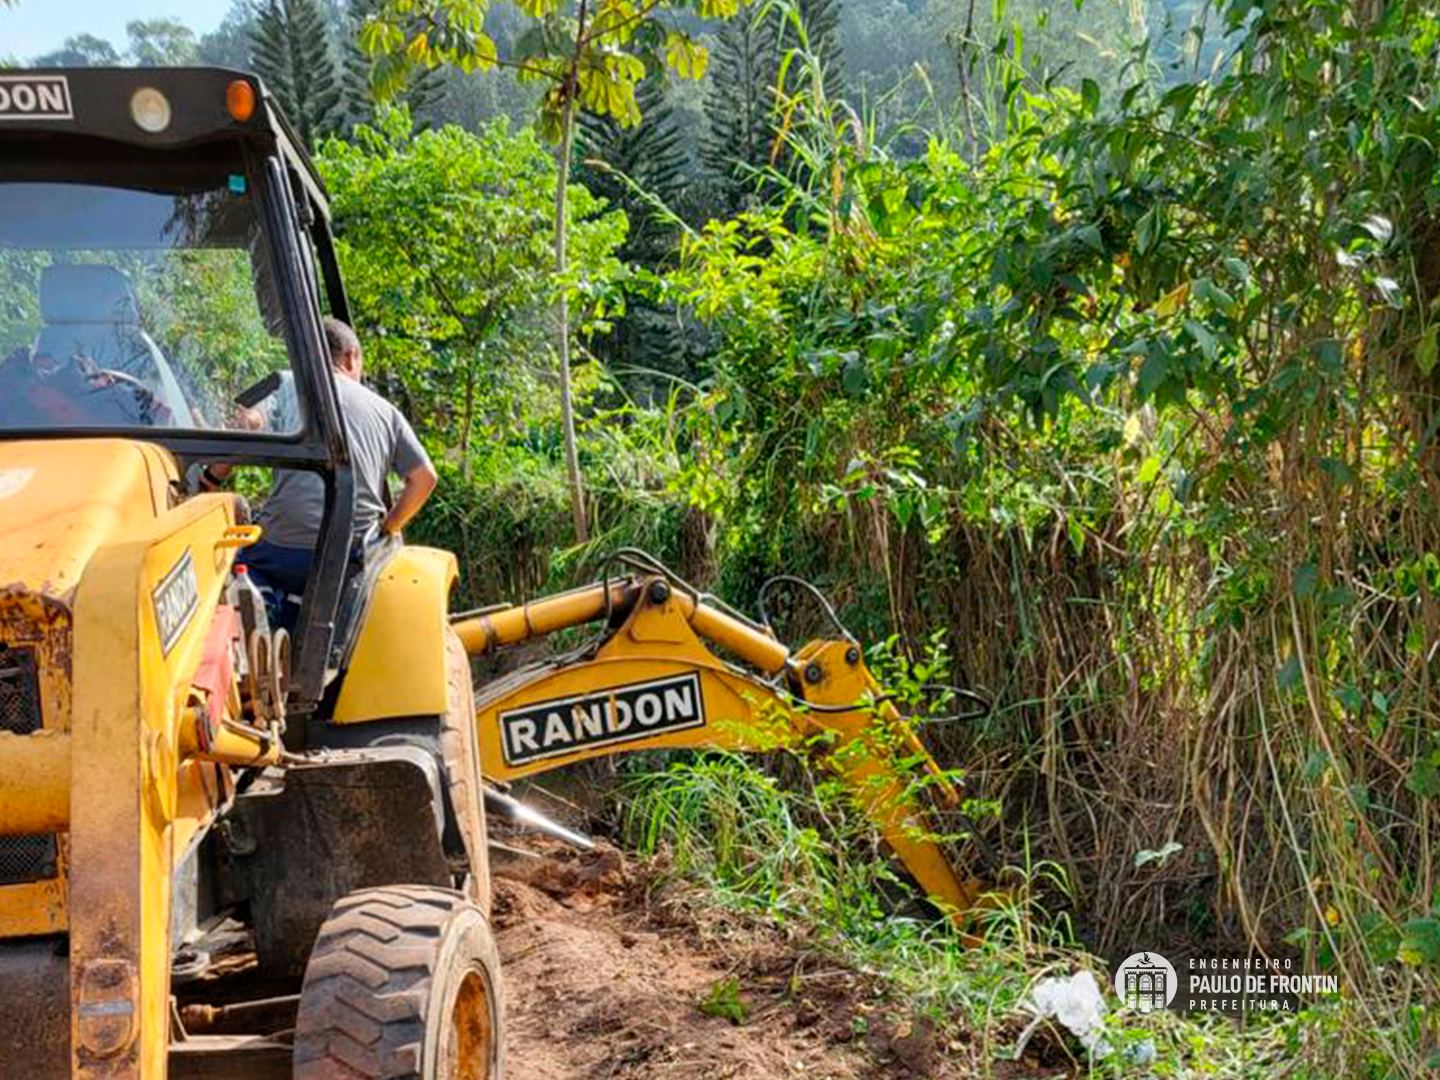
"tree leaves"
1134,204,1164,257
1406,746,1440,799
357,15,405,57
1361,214,1394,245
1418,324,1438,376
314,114,627,448
1134,841,1183,870
1291,562,1318,600
1136,350,1170,402
1399,918,1440,969
366,0,732,140
1153,282,1189,318
1184,318,1218,361
664,31,709,81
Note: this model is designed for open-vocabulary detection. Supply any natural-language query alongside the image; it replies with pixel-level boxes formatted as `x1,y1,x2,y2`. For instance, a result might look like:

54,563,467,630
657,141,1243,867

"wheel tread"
293,884,501,1079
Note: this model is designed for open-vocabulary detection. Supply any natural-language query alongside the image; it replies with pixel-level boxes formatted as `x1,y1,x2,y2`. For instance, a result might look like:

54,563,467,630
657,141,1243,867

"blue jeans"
240,540,313,631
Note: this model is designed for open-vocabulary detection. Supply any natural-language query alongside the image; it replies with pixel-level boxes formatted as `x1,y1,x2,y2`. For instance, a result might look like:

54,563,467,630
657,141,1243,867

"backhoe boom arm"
453,576,982,918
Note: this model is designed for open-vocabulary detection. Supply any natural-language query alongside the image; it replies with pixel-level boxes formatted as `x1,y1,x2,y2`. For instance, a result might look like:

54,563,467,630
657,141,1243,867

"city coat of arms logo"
1113,951,1177,1012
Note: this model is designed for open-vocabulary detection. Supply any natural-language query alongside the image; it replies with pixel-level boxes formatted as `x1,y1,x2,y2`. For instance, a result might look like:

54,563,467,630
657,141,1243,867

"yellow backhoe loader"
0,67,985,1079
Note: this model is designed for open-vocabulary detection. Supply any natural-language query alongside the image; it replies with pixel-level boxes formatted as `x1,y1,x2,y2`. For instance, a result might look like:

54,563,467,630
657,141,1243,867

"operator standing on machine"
239,317,438,626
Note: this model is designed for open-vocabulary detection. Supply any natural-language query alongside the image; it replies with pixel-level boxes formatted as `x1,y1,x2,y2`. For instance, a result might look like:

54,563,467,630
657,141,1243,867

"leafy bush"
641,2,1440,1071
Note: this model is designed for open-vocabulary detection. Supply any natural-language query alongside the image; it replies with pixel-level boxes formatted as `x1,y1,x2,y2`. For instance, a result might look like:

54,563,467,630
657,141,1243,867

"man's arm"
381,461,438,537
382,404,436,538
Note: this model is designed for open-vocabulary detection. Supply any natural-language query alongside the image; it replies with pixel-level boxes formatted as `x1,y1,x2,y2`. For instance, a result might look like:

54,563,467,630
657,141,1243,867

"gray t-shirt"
258,373,430,549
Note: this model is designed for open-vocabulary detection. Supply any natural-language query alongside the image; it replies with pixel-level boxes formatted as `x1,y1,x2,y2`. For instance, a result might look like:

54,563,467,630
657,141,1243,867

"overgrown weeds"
615,2,1440,1073
619,749,1328,1077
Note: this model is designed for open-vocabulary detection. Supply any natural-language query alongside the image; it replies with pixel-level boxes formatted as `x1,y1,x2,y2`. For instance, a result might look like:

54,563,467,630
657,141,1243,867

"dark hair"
322,316,361,365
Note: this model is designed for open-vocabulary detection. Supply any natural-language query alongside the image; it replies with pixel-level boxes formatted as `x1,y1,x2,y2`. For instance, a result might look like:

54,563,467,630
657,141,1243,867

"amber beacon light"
226,79,256,123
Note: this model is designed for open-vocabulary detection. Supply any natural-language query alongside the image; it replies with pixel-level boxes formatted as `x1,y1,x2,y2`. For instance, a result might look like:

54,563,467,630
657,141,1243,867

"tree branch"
577,0,666,50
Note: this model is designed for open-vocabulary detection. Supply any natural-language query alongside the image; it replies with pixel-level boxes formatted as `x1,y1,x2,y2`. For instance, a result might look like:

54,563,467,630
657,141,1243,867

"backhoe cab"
0,66,488,1080
0,68,984,1080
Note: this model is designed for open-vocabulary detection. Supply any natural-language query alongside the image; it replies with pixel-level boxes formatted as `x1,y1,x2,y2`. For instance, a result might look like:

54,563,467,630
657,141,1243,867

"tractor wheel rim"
445,968,493,1080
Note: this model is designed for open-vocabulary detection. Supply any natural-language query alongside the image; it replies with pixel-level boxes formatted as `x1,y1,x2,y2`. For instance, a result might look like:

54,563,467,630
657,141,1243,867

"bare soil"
489,838,1001,1080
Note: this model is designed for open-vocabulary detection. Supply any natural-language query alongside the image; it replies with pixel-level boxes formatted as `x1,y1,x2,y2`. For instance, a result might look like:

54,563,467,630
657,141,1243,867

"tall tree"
363,0,743,543
317,111,626,472
701,0,845,214
701,11,777,215
249,0,345,149
32,34,123,68
578,74,691,383
127,18,199,66
578,75,687,263
198,1,259,68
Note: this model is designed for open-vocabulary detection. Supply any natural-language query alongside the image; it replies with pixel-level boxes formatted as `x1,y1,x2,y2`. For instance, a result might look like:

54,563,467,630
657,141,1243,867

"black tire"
441,628,491,913
293,885,504,1080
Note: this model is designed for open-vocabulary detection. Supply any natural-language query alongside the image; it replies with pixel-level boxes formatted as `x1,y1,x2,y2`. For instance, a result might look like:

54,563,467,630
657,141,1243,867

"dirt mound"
491,839,976,1079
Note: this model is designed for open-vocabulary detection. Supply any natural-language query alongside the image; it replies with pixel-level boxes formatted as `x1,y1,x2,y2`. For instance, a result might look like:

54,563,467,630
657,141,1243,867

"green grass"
618,751,1430,1079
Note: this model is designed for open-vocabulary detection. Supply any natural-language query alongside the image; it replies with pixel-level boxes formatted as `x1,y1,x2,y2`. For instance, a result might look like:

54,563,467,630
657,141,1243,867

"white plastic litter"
1018,970,1111,1058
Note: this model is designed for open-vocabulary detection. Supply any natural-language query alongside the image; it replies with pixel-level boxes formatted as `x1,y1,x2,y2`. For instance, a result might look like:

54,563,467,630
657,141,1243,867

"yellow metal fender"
331,546,458,724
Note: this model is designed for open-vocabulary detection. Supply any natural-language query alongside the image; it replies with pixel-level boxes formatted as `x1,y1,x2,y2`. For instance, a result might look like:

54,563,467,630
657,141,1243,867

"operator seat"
34,264,192,426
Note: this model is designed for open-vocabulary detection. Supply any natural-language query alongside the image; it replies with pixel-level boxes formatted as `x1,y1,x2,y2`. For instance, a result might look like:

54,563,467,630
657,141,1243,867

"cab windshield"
0,178,299,435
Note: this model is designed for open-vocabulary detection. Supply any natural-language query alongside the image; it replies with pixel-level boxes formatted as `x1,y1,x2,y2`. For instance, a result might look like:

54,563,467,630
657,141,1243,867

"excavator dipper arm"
452,574,983,918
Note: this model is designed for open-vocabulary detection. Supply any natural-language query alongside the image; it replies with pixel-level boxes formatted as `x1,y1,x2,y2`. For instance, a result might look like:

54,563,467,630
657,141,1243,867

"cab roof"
0,67,329,215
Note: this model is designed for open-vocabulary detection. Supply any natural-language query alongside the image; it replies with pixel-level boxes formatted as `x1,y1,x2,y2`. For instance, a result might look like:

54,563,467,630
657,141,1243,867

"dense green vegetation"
357,3,1440,1071
11,0,1440,1073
